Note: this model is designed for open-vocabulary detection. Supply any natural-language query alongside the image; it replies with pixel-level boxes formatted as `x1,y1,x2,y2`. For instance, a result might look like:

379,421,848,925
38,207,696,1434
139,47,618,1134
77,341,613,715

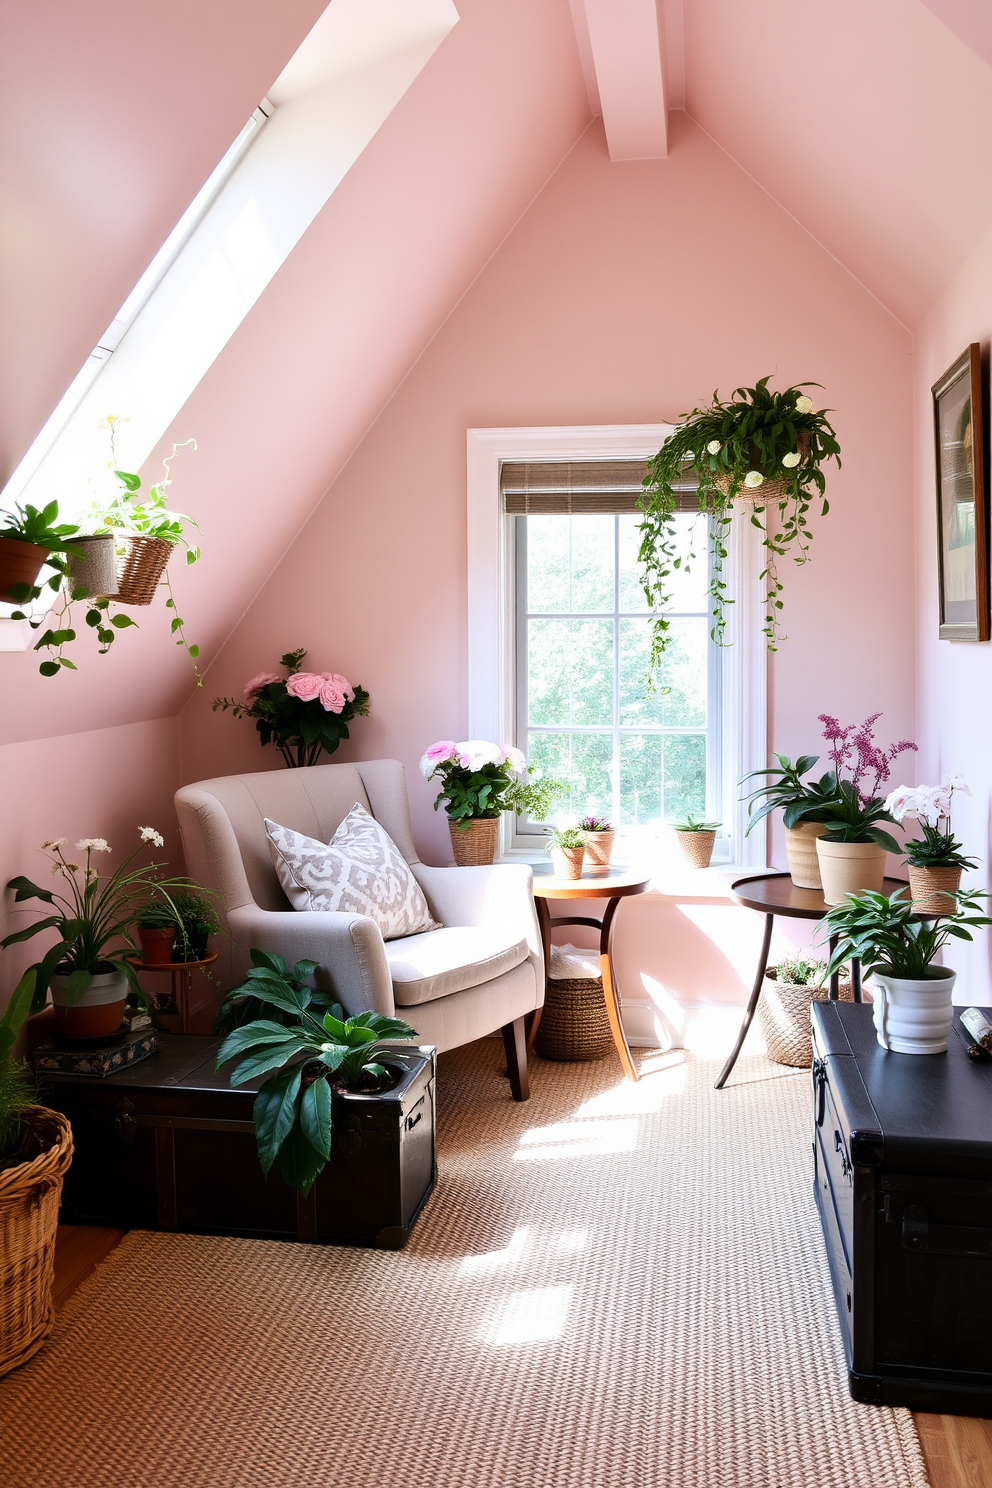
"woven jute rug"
0,1041,930,1488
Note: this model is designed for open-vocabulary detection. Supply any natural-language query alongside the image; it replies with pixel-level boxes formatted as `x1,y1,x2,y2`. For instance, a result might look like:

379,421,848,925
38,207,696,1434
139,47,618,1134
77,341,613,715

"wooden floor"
52,1226,992,1486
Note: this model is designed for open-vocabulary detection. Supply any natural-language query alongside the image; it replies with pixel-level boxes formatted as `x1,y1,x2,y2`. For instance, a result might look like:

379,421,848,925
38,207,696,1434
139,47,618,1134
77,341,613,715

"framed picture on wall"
932,342,988,641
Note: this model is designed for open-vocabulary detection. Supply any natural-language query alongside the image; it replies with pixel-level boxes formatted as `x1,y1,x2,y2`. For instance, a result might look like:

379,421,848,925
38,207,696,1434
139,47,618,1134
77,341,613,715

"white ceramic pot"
50,966,128,1040
784,821,828,890
815,838,887,905
871,968,956,1055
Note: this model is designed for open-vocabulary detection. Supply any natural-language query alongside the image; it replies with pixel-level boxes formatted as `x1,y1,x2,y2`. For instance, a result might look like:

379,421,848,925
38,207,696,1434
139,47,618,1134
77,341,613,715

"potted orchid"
812,714,917,904
212,648,370,768
885,776,977,915
420,740,566,866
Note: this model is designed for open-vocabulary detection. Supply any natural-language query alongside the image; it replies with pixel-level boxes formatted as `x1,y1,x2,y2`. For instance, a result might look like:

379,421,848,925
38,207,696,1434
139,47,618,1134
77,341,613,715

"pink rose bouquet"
213,648,369,768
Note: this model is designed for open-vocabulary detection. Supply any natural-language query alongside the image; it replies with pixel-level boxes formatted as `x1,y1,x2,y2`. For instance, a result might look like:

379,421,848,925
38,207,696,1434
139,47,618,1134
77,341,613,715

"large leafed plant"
638,379,840,671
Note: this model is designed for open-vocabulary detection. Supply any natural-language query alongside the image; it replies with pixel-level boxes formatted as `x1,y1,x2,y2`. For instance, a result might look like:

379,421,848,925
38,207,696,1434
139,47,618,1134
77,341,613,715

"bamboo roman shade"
500,460,699,515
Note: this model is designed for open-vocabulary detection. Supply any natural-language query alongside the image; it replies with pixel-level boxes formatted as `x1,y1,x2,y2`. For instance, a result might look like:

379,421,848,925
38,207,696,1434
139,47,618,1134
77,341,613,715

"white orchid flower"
945,774,971,798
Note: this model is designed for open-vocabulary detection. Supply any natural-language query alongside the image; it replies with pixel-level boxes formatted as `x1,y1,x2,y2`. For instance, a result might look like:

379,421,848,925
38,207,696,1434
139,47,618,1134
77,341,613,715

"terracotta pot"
872,968,956,1055
64,533,117,599
677,830,716,869
583,831,614,872
138,925,176,965
908,864,962,916
784,821,828,890
550,845,585,880
49,968,128,1041
448,817,499,867
0,537,49,603
814,838,886,905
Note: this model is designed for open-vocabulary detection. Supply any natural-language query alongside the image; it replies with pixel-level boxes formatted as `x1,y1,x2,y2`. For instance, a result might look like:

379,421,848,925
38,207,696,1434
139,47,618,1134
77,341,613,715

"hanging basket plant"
638,379,840,672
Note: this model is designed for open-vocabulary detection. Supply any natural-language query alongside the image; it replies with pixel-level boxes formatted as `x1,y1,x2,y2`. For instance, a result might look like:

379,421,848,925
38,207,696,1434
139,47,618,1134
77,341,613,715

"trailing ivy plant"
638,379,841,673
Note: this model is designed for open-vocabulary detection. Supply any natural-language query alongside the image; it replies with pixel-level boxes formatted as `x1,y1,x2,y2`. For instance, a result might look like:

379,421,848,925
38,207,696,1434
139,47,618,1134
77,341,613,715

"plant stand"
125,953,218,1034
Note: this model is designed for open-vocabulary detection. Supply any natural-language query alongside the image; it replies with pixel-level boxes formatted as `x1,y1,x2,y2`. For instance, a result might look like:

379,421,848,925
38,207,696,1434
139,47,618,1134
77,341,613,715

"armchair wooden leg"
501,1017,530,1102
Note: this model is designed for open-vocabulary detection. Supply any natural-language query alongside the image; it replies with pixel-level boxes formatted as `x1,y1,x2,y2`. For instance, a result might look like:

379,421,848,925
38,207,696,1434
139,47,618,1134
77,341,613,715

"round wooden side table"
125,953,218,1035
531,865,651,1082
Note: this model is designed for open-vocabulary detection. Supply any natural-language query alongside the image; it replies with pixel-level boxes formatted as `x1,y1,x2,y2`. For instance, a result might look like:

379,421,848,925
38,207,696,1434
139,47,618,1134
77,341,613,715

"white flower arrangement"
795,395,814,414
884,776,970,827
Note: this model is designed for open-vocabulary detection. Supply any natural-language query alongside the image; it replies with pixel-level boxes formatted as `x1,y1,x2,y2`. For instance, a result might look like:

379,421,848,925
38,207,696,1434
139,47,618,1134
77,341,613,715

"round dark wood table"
717,873,914,1090
531,865,651,1082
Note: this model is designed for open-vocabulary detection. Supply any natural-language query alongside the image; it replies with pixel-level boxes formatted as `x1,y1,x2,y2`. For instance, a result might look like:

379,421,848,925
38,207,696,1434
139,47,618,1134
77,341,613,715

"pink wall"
914,225,992,1005
181,113,917,1018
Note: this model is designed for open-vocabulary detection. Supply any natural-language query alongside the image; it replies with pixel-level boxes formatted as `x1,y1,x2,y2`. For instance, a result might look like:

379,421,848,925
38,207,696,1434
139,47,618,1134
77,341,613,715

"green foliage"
903,823,978,871
772,953,827,989
0,500,79,550
436,762,513,824
820,888,992,981
546,826,586,849
671,815,720,832
0,1058,35,1161
135,902,178,930
212,649,371,769
815,780,900,852
638,379,840,672
740,753,841,836
215,950,418,1195
502,772,568,824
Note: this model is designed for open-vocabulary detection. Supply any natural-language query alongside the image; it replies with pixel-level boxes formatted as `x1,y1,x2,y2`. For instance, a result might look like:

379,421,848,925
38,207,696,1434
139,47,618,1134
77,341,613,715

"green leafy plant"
815,781,900,851
902,824,977,871
135,902,179,930
820,887,992,982
546,826,586,850
0,977,40,1164
168,890,220,961
740,753,840,836
214,952,340,1035
638,379,841,669
504,771,568,823
0,500,80,553
213,648,370,768
215,951,418,1194
671,815,720,832
772,953,827,989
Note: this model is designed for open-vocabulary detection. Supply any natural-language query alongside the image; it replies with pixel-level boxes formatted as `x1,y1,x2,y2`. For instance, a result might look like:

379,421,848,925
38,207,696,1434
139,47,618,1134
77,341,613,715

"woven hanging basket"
114,535,173,605
535,975,613,1062
708,431,811,507
758,973,854,1069
0,1106,73,1379
449,817,499,867
908,864,962,916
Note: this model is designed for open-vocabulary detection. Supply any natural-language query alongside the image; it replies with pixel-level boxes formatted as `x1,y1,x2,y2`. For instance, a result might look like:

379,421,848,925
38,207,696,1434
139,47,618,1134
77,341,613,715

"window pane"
528,515,614,613
528,731,613,821
528,618,614,726
618,512,708,614
619,618,707,727
619,733,707,825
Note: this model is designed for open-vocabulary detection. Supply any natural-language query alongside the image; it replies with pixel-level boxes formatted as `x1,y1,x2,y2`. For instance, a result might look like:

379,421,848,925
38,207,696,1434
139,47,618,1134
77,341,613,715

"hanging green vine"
638,379,840,676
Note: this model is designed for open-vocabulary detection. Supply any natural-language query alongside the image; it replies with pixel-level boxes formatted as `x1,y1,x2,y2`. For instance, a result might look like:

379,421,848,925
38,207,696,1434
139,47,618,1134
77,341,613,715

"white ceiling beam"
580,0,669,160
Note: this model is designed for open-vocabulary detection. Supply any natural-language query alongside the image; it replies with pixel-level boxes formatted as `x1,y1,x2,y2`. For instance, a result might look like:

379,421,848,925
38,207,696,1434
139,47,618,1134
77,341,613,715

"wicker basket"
784,821,827,890
908,864,962,916
0,1106,73,1378
583,831,614,872
759,972,854,1068
449,817,499,866
114,535,173,605
677,829,715,869
710,432,811,507
535,975,613,1062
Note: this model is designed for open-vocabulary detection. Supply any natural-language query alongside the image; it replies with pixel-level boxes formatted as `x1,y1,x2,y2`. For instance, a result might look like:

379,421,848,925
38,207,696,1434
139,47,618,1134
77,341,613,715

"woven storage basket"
0,1106,73,1378
114,535,173,605
758,972,853,1069
677,830,715,869
535,975,613,1062
710,431,810,507
449,817,499,867
908,864,962,916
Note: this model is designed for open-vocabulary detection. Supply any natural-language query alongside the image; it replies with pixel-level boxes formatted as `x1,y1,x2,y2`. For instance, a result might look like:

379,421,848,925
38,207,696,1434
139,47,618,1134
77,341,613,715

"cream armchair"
174,759,542,1098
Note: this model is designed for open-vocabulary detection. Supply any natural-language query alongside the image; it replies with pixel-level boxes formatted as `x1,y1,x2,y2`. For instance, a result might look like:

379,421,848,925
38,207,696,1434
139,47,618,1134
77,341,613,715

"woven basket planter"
677,830,715,869
784,821,828,890
908,864,962,916
449,817,499,866
535,975,613,1062
583,831,614,872
550,845,585,880
709,431,811,507
114,535,173,605
0,1106,73,1378
759,972,854,1068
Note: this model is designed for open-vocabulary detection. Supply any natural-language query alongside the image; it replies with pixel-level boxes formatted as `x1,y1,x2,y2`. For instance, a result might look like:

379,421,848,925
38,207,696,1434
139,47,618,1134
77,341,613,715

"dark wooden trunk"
40,1035,436,1251
812,1002,992,1416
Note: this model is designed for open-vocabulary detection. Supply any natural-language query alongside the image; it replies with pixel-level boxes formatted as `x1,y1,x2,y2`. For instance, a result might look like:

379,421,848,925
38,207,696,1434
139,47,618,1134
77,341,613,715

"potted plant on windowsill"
671,815,721,869
579,816,614,871
885,776,977,915
0,982,73,1378
0,502,81,604
213,648,370,769
821,888,992,1055
813,714,916,904
546,826,586,880
420,739,566,867
759,952,852,1069
638,379,840,672
741,753,841,889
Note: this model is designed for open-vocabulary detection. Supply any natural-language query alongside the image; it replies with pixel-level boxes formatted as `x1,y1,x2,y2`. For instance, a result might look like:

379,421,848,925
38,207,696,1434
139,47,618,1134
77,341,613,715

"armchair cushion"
264,804,439,939
385,926,529,1007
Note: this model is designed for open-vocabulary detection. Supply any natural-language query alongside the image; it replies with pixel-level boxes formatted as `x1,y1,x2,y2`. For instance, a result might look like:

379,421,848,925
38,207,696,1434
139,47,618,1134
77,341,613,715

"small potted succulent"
821,887,992,1055
759,952,851,1069
813,714,916,904
741,754,840,889
885,776,977,915
671,815,721,869
579,816,615,871
546,826,586,880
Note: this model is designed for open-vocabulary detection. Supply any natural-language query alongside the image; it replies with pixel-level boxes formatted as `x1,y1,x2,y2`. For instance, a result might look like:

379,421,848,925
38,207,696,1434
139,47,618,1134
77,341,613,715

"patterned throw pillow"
264,804,440,940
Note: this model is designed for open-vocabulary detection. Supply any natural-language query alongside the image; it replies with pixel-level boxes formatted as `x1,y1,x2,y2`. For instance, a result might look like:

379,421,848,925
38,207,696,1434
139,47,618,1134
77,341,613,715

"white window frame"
466,424,767,868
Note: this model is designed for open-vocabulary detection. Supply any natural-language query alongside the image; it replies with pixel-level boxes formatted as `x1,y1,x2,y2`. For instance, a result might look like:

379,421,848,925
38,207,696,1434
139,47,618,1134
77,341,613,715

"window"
515,510,720,842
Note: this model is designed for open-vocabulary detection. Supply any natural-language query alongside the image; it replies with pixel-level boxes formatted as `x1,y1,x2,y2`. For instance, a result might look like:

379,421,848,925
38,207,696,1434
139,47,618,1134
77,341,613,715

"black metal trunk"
41,1035,436,1250
812,1002,992,1415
